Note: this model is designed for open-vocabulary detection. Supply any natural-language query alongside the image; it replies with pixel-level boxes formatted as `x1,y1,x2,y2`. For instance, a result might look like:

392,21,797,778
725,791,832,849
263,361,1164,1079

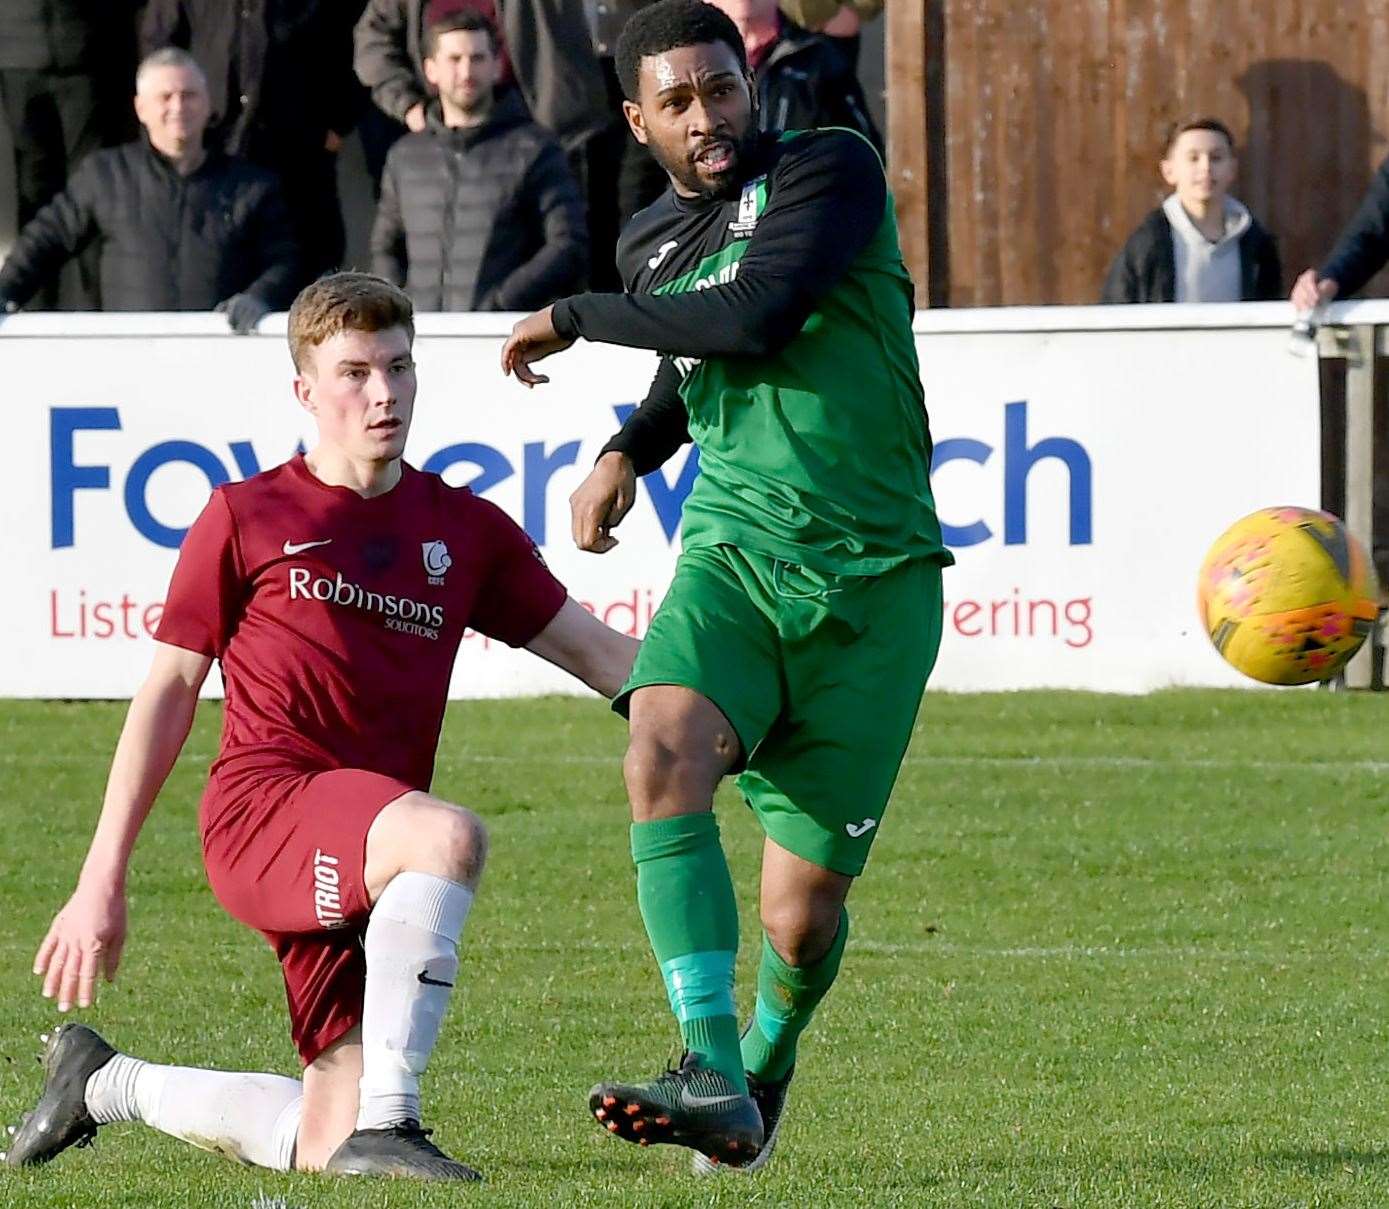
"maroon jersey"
157,455,566,795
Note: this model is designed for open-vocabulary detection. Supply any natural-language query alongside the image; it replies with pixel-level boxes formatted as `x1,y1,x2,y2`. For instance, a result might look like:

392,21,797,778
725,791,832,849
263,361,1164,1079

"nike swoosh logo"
283,539,332,555
845,818,878,838
679,1088,742,1109
648,240,678,270
417,971,454,988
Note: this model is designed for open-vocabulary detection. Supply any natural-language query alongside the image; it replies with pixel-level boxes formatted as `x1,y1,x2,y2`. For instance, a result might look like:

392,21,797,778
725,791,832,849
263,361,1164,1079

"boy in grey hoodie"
1102,118,1280,304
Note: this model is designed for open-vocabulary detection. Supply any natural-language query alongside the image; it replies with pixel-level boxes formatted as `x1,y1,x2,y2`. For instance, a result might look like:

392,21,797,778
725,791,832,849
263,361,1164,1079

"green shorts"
615,544,944,876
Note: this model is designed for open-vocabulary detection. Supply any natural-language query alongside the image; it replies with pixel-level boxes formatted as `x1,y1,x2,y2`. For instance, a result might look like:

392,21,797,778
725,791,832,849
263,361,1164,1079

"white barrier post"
1344,325,1377,688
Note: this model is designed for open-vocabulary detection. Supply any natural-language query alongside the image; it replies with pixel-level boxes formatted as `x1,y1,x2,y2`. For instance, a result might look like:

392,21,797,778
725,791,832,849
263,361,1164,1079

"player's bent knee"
762,901,843,967
434,804,488,882
366,792,488,892
622,731,726,819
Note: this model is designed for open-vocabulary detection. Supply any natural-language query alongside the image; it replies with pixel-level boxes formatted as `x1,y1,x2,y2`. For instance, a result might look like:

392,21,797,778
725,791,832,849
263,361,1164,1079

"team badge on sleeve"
422,540,452,585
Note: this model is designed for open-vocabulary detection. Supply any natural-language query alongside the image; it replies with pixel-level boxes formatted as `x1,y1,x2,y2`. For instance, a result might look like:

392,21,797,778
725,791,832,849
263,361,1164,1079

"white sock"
86,1054,301,1170
356,871,474,1130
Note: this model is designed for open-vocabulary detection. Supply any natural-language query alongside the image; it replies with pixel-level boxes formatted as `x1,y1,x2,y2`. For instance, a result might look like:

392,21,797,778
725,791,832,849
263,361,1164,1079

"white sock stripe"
371,871,474,939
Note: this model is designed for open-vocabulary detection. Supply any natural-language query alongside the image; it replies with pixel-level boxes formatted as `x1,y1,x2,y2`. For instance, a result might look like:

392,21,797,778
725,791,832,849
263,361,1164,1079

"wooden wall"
890,1,1389,306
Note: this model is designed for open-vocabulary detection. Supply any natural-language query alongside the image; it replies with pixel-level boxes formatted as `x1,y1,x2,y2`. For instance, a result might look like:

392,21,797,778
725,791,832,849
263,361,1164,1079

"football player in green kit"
501,0,952,1173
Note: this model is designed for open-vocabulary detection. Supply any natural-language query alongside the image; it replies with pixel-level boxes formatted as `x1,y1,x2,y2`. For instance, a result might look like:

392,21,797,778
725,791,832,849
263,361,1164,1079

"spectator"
354,0,608,158
139,0,362,283
706,0,881,152
1102,118,1280,304
370,12,587,311
0,1,140,308
778,0,881,66
1291,152,1389,312
0,49,298,329
585,0,666,287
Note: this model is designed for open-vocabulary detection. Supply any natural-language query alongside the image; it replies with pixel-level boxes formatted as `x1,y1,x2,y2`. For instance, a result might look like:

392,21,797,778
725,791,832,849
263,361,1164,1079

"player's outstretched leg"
694,840,852,1175
324,792,485,1181
4,1022,303,1170
590,687,762,1166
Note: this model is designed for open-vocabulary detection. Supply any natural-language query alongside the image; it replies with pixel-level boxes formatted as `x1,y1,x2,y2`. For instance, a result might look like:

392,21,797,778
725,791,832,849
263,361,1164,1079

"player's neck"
304,447,402,498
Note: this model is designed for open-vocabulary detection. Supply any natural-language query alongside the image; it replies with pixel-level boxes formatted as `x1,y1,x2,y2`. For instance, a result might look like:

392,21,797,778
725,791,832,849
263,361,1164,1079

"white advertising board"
0,307,1322,697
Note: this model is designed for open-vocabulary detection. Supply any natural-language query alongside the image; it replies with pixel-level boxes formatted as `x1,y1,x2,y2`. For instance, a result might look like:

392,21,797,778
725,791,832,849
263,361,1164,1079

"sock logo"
312,849,347,928
844,818,878,838
417,970,454,988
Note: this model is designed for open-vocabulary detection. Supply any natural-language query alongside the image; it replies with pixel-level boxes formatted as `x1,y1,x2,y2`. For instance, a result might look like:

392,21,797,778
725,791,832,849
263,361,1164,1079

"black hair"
1163,116,1236,157
424,11,498,60
615,0,749,101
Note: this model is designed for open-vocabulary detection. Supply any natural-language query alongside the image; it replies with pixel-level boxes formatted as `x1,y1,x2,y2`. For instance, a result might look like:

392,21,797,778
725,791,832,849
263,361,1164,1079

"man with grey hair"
0,48,297,328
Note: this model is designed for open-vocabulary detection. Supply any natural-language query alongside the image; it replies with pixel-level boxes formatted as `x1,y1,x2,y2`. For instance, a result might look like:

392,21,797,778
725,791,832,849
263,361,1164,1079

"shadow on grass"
1257,1147,1389,1173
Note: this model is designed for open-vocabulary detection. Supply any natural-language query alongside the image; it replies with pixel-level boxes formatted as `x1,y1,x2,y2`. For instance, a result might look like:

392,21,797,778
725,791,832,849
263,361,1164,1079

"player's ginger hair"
287,273,415,373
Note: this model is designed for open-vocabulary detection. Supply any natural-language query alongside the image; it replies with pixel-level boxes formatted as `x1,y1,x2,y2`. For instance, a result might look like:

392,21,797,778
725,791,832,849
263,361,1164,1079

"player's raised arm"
550,132,887,362
33,641,212,1012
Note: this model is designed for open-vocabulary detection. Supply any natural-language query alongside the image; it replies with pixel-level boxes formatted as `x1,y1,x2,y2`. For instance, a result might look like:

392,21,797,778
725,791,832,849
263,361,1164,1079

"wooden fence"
889,1,1389,306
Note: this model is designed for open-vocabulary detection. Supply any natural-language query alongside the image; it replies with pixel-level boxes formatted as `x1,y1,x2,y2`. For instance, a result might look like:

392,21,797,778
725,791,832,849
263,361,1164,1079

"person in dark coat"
0,0,141,308
707,0,881,153
583,0,665,290
1102,117,1281,304
0,49,297,327
354,0,609,157
370,13,587,311
1291,154,1389,312
139,0,362,282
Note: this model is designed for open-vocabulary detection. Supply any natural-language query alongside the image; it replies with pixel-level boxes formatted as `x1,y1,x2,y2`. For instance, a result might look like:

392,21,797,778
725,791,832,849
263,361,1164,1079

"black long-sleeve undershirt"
599,356,690,475
552,131,887,360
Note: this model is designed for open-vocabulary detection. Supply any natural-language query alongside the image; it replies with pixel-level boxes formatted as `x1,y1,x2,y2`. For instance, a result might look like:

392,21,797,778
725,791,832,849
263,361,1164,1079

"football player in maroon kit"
4,273,638,1181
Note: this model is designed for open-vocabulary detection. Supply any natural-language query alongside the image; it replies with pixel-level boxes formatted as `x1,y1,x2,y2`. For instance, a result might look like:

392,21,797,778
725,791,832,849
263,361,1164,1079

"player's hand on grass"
34,881,128,1012
501,305,574,387
570,451,636,553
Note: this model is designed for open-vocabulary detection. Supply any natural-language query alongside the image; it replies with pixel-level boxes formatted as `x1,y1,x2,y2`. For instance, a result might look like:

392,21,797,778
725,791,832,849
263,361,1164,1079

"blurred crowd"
0,0,883,326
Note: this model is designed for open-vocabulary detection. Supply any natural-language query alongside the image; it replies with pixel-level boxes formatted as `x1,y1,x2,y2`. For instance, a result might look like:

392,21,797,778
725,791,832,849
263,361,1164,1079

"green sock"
741,909,850,1082
630,813,747,1093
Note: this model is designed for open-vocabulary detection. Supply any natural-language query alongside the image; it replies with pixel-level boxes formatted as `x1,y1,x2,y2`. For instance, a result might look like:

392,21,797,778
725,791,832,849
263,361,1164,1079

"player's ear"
1158,156,1178,188
293,373,317,415
622,99,649,147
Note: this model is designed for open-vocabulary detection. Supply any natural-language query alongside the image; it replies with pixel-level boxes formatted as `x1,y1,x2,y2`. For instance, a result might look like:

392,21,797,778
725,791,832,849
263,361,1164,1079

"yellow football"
1197,507,1379,685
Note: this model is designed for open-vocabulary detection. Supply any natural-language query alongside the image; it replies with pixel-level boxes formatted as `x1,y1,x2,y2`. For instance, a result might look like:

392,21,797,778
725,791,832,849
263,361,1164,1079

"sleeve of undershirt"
467,498,568,647
599,356,691,476
550,131,887,359
155,490,245,658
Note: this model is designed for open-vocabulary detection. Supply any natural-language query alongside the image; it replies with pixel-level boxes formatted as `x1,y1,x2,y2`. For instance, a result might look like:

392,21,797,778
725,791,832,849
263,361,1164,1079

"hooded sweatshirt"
1162,193,1252,303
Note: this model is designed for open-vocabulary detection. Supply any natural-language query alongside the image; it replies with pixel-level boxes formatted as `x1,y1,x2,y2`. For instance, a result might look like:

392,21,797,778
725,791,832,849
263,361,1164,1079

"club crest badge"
728,175,766,236
422,540,452,585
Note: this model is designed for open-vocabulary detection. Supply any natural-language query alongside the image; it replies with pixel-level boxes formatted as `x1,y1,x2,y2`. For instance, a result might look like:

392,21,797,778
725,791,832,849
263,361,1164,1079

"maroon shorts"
201,767,415,1065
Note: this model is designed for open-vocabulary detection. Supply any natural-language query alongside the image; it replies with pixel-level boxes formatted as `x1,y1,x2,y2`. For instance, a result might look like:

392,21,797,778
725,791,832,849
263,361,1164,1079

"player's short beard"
656,124,759,201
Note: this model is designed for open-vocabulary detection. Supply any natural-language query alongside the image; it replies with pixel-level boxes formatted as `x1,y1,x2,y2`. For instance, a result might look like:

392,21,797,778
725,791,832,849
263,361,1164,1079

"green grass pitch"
3,689,1389,1207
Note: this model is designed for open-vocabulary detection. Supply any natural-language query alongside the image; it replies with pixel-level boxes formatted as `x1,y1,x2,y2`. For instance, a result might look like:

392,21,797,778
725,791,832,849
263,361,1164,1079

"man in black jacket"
370,13,586,311
1292,155,1389,312
707,0,881,153
0,0,140,308
139,0,363,282
354,0,608,157
0,49,297,328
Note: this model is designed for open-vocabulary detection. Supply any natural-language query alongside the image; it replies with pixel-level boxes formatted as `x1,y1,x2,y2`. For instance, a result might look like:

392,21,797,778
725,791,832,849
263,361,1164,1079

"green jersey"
554,128,951,576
